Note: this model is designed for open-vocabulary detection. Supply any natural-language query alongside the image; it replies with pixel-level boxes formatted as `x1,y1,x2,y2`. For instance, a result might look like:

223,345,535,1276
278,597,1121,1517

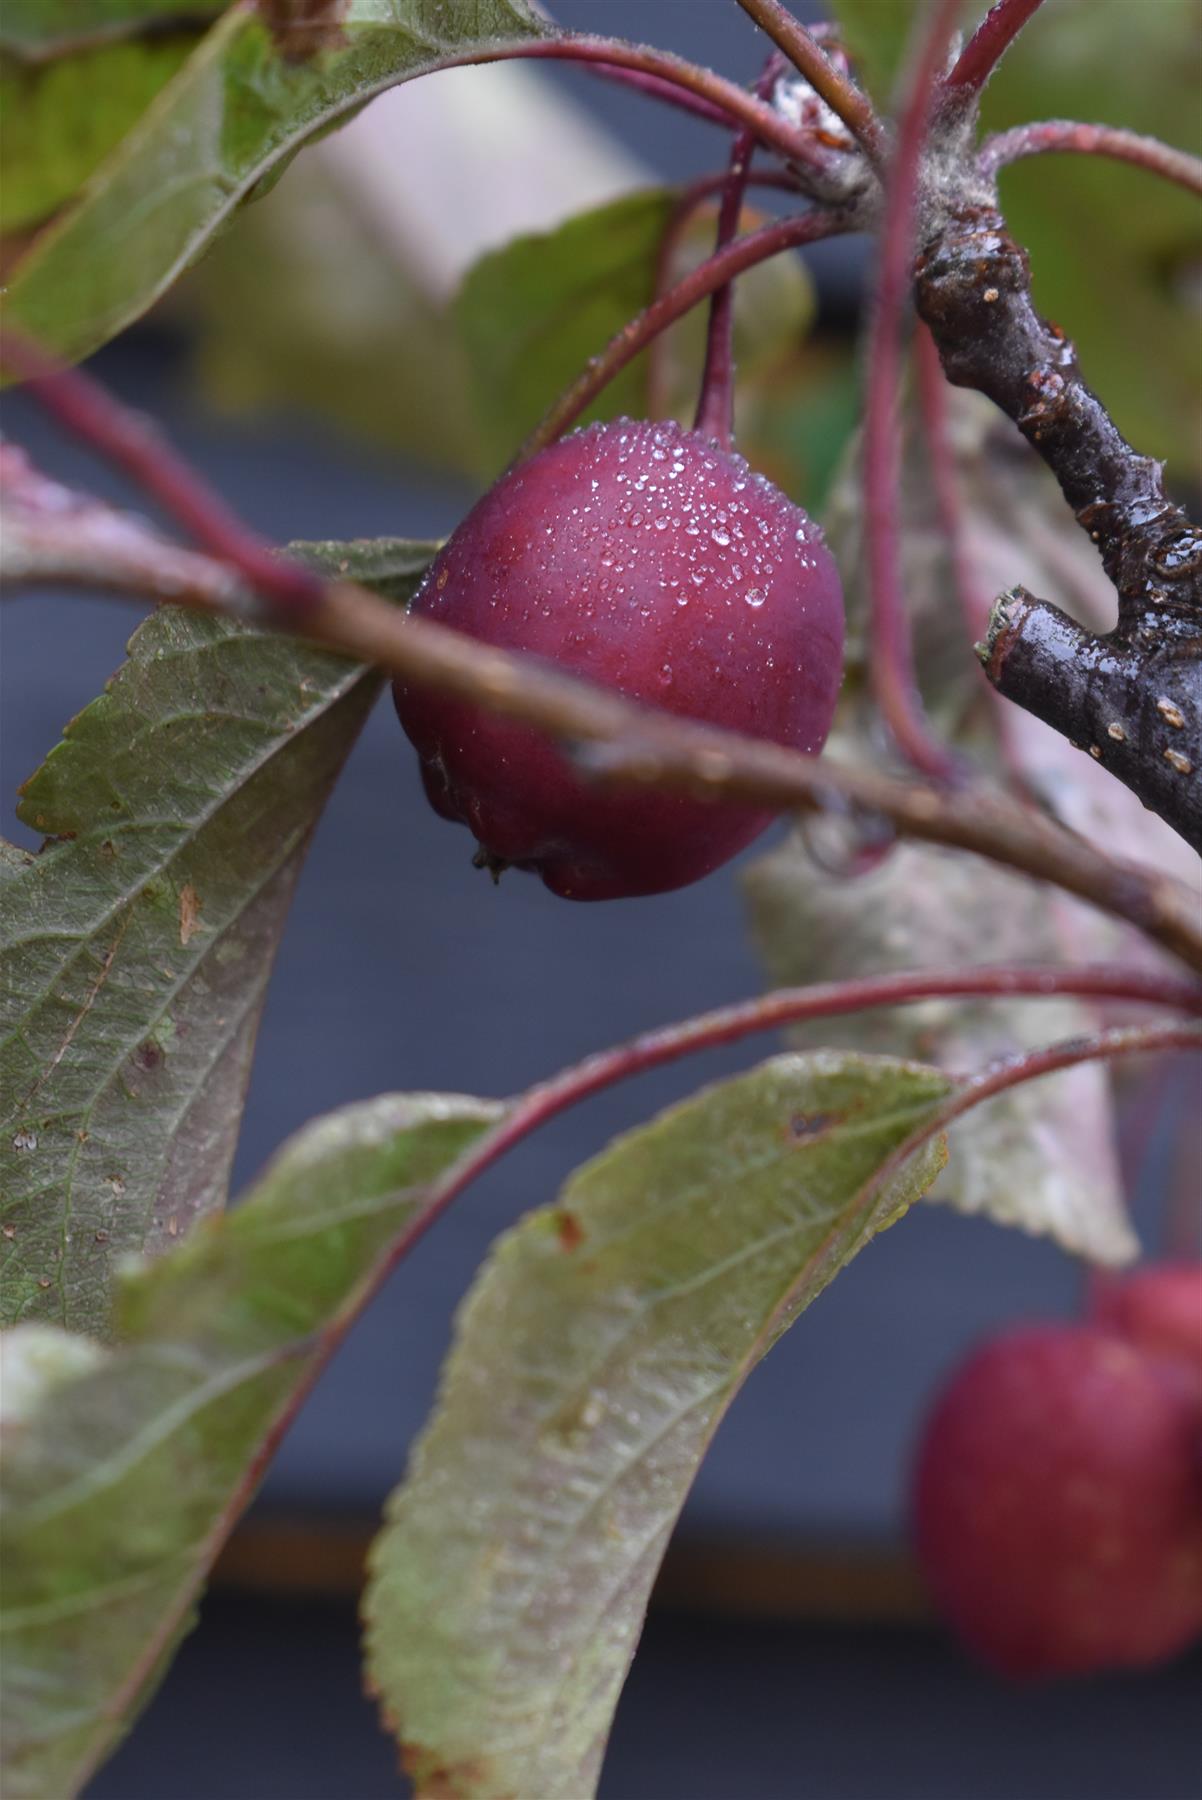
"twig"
914,182,1202,848
942,0,1047,108
8,483,1200,971
733,0,885,162
645,169,805,420
693,56,785,447
980,121,1202,195
857,1018,1202,1246
516,207,856,464
863,0,966,780
582,60,752,133
0,335,322,613
914,323,991,650
481,36,833,178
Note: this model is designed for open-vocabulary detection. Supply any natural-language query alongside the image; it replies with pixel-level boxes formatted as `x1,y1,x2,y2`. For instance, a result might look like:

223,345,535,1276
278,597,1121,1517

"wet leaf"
1,529,436,1335
364,1051,951,1800
0,1092,499,1800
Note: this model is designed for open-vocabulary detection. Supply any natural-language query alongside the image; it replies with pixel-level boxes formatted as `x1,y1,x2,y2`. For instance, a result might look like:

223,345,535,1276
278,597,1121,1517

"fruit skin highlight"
911,1311,1202,1679
393,418,844,900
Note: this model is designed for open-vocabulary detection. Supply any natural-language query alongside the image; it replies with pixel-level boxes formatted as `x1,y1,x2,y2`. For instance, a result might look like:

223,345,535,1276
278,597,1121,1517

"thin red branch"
0,334,322,614
693,56,785,447
484,36,828,177
867,1020,1202,1228
914,323,991,651
980,120,1202,195
733,0,885,161
583,61,747,132
863,0,965,781
646,168,804,420
517,207,853,463
943,0,1046,106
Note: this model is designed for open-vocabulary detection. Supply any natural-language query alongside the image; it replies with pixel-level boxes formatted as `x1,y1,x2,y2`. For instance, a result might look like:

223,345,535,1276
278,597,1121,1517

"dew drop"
745,587,766,608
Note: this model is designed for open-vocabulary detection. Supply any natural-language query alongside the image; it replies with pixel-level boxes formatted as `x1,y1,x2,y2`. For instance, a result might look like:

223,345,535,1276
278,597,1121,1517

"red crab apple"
912,1318,1202,1678
393,418,844,899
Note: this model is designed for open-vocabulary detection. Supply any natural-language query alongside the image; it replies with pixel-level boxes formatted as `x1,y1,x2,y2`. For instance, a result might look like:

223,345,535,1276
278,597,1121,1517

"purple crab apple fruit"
393,417,844,899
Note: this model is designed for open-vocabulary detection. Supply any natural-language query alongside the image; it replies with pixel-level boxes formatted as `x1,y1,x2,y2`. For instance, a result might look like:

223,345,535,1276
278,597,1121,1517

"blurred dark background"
3,2,1200,1796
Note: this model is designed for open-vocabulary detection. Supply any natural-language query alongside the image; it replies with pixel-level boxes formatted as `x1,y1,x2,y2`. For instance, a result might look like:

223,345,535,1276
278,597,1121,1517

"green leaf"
364,1051,951,1800
0,37,200,233
454,188,816,479
0,534,436,1337
0,1091,500,1800
1,1,554,369
0,0,221,58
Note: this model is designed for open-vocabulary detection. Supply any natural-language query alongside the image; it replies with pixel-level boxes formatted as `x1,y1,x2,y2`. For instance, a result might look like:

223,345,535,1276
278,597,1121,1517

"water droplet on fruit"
745,587,766,608
658,663,672,686
711,528,731,547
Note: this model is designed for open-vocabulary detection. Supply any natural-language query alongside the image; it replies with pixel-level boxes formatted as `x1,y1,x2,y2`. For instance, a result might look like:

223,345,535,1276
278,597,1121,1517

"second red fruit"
393,418,844,900
912,1305,1202,1679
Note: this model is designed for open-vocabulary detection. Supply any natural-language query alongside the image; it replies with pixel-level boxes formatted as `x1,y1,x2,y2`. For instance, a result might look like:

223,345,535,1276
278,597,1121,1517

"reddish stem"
583,61,748,133
733,0,885,162
1,333,322,614
693,57,785,448
519,207,853,462
483,36,828,178
943,0,1046,106
646,168,804,420
860,1018,1201,1250
979,120,1202,195
863,0,965,781
914,323,990,654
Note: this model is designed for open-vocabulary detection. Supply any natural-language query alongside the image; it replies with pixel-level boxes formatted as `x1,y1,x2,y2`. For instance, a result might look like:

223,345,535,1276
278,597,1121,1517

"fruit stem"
863,0,965,782
693,56,785,449
646,167,807,420
0,332,322,615
979,121,1202,194
941,0,1046,109
734,0,886,163
518,208,854,463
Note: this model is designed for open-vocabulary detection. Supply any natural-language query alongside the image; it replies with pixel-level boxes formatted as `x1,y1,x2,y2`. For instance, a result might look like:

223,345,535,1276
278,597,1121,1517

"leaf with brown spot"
0,531,436,1335
364,1052,951,1800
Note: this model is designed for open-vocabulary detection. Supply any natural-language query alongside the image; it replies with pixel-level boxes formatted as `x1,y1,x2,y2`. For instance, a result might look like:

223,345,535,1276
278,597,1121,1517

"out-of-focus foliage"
190,180,816,484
